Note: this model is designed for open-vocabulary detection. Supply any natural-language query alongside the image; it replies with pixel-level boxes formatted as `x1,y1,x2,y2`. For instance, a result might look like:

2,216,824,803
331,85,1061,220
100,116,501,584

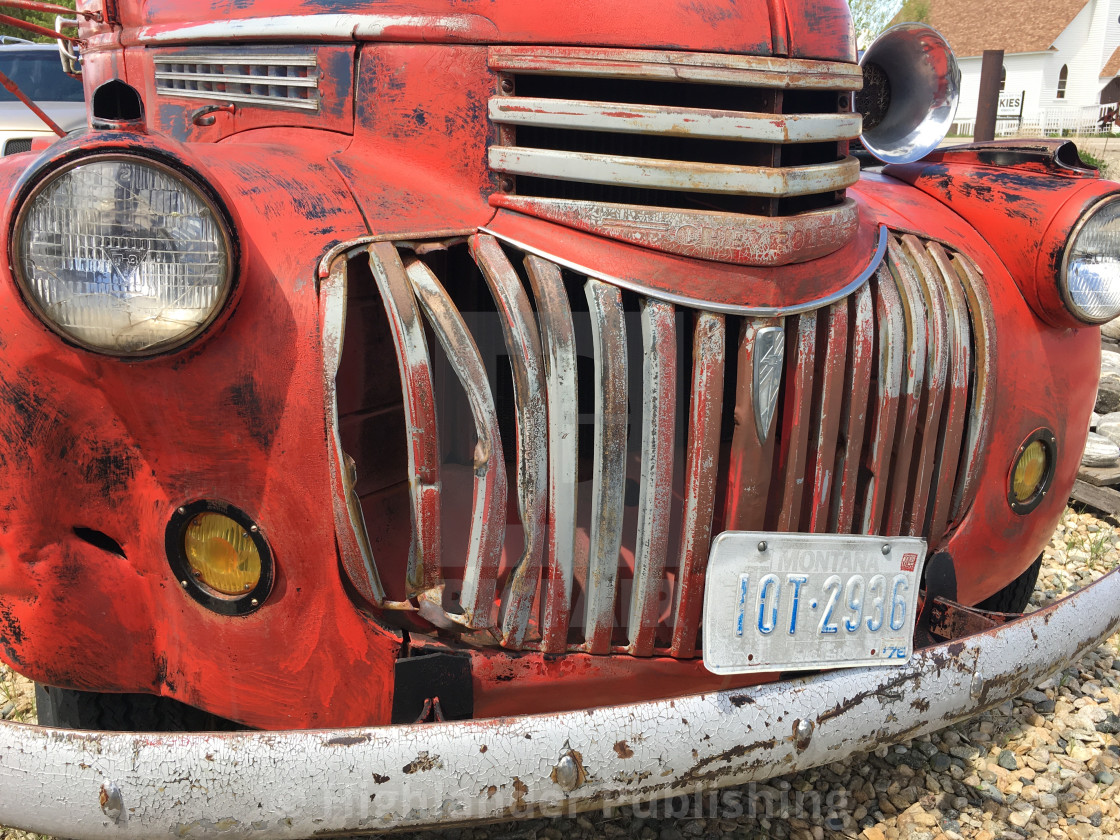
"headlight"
13,155,233,356
1062,195,1120,324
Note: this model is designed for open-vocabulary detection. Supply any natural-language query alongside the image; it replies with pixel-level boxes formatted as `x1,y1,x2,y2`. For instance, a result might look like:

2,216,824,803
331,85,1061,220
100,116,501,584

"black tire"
975,554,1043,614
35,684,240,731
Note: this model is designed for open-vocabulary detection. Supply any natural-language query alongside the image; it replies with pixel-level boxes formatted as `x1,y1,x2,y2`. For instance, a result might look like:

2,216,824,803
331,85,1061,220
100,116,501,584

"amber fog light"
166,501,273,615
1008,430,1056,515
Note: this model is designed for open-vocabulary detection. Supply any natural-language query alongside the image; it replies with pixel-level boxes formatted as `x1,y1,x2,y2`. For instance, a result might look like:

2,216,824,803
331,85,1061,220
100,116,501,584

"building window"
1000,66,1007,92
1058,64,1068,99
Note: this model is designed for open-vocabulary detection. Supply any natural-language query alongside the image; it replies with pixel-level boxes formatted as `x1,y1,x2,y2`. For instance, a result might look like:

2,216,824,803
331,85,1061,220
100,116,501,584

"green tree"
848,0,905,49
0,0,77,44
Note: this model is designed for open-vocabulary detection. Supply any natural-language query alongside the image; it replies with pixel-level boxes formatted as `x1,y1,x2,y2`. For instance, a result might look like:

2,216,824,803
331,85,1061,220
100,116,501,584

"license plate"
702,532,927,675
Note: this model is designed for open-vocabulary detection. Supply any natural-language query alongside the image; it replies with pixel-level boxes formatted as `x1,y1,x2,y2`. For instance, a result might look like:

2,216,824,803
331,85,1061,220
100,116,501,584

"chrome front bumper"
1,565,1117,839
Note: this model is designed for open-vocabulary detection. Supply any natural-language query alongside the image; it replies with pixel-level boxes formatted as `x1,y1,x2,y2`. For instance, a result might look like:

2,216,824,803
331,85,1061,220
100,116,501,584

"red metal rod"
0,11,81,42
0,68,65,136
0,0,96,19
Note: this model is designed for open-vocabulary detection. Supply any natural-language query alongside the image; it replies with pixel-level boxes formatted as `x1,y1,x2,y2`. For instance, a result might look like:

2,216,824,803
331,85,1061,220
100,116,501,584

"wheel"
34,684,239,731
975,554,1043,614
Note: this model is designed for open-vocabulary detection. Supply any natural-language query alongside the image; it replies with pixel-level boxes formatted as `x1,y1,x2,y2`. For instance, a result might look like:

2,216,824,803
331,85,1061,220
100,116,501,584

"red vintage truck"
0,0,1117,836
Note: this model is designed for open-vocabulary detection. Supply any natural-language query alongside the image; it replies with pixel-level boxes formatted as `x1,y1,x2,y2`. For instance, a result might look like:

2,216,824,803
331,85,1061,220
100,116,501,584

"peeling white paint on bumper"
1,567,1118,840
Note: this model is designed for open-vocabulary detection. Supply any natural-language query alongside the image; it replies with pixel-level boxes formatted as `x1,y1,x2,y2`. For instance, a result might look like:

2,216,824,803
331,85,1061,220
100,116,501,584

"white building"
914,0,1120,134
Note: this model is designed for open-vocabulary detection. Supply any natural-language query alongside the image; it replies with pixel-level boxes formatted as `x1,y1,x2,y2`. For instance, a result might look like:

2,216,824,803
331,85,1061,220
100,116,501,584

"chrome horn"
857,23,961,164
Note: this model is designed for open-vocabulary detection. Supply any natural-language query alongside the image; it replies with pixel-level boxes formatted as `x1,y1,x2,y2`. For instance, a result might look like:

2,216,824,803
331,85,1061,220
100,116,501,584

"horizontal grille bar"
333,229,990,658
489,46,863,90
489,147,860,197
155,71,318,88
489,97,861,144
156,54,318,66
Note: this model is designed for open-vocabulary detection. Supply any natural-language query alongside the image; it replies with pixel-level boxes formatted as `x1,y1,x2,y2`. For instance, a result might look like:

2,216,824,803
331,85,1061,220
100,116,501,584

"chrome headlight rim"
1059,192,1120,326
10,150,238,359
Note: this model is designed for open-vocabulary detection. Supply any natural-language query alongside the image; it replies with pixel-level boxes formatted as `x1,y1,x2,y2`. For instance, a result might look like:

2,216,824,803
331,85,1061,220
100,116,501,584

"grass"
1078,148,1110,176
0,664,35,724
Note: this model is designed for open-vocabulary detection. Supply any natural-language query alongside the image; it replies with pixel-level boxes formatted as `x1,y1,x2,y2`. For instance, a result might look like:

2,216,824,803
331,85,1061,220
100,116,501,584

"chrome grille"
487,47,864,266
154,52,319,111
332,230,991,657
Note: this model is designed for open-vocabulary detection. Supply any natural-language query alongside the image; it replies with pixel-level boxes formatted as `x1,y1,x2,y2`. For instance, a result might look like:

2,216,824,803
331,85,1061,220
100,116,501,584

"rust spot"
613,740,634,759
98,787,109,810
486,785,497,798
402,752,442,774
372,773,389,784
729,694,755,707
512,777,529,806
480,744,488,753
327,734,370,747
911,697,930,712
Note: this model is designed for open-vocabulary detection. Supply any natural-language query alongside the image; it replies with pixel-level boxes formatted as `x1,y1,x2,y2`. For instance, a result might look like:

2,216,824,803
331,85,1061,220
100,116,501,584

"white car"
0,42,85,155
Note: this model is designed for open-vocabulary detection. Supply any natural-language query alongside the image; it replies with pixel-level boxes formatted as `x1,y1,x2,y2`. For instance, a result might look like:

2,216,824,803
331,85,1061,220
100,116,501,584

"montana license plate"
702,532,927,675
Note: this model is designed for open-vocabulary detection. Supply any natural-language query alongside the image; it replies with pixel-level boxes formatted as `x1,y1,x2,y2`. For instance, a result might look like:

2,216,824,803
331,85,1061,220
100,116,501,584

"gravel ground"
1,507,1119,840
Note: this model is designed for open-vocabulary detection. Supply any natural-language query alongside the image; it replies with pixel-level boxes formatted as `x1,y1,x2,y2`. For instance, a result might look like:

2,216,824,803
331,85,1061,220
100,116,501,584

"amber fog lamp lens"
1008,431,1055,515
184,512,262,596
1012,441,1048,503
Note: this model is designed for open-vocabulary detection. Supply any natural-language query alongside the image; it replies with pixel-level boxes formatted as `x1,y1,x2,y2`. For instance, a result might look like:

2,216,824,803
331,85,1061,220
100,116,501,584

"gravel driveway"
2,507,1118,840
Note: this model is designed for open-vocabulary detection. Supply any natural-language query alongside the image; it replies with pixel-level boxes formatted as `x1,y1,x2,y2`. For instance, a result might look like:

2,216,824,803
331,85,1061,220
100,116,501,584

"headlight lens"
1063,195,1120,323
14,156,233,356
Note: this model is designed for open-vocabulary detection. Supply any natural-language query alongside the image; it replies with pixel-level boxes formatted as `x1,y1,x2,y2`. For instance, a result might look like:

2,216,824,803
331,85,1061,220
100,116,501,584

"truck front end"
0,0,1118,835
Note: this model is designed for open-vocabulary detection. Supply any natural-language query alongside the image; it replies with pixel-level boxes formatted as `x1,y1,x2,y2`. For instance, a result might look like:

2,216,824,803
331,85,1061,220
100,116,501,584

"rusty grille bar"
336,231,990,656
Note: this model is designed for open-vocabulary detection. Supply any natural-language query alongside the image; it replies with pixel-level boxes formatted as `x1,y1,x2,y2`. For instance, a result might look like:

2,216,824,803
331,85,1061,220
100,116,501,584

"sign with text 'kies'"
999,91,1025,118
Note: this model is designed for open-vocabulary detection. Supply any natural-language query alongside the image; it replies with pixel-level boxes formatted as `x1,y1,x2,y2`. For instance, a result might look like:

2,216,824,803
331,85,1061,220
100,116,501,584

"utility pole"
975,49,1004,142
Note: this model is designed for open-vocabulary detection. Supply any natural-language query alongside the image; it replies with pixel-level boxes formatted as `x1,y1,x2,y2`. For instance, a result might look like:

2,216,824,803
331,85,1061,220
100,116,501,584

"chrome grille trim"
368,243,442,598
489,97,862,144
627,299,677,656
488,147,860,198
332,230,990,656
488,46,863,89
404,256,507,631
582,279,628,654
470,236,548,647
524,256,579,654
154,52,320,111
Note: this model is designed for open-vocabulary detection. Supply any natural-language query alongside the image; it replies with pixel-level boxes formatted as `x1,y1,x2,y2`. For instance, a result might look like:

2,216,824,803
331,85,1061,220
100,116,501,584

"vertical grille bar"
470,236,549,648
323,256,389,607
777,312,817,531
807,301,848,532
368,243,443,596
583,279,629,654
628,299,677,656
899,236,950,537
925,242,972,544
670,312,725,658
524,256,580,654
949,253,995,521
882,239,928,536
725,318,782,530
833,284,874,534
405,257,507,630
860,265,905,535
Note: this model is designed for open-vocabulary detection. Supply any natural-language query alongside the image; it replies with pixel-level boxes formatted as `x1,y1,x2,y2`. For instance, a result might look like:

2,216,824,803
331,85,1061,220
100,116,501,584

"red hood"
110,0,855,61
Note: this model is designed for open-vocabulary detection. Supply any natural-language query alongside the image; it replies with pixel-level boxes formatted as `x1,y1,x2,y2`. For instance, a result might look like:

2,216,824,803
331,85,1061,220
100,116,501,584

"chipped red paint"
114,0,854,61
0,131,401,729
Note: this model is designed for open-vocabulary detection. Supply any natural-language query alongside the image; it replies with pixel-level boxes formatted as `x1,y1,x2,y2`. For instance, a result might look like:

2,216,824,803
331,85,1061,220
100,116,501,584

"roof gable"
902,0,1088,58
